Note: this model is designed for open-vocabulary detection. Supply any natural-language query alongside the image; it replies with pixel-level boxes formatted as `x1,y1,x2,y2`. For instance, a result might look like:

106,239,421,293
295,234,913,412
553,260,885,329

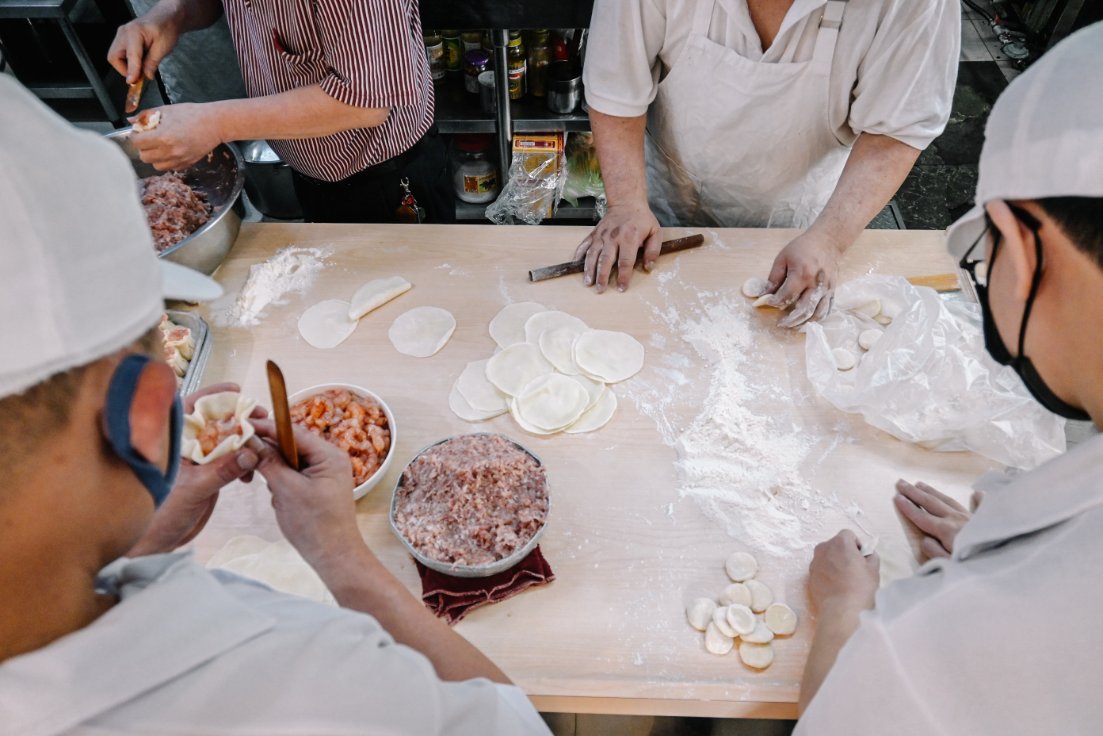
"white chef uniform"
796,433,1103,734
583,0,959,228
0,554,551,736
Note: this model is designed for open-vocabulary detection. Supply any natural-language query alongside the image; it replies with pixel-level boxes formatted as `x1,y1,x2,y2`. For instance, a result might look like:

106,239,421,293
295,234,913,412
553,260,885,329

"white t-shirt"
796,433,1103,734
0,554,551,736
584,0,960,150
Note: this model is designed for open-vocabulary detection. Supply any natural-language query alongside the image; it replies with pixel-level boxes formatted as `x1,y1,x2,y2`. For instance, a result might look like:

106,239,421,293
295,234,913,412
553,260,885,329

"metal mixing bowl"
106,128,245,275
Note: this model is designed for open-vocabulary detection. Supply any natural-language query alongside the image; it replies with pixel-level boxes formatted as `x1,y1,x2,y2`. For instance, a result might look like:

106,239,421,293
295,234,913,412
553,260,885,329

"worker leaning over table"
0,77,549,736
797,24,1103,733
107,0,453,224
577,0,959,326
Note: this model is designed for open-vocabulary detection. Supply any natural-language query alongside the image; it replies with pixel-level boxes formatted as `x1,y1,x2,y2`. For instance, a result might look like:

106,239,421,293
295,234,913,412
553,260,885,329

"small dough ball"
858,329,882,351
745,579,774,613
719,583,752,608
853,300,881,318
741,277,770,299
705,622,734,655
724,603,756,636
738,641,774,670
686,597,717,632
742,621,775,644
725,551,758,582
880,301,902,320
874,313,893,326
764,603,798,636
832,347,857,371
712,606,737,638
752,294,776,309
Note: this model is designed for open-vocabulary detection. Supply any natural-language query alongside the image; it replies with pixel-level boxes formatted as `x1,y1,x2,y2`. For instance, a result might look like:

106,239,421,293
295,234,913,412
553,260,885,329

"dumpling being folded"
181,391,257,464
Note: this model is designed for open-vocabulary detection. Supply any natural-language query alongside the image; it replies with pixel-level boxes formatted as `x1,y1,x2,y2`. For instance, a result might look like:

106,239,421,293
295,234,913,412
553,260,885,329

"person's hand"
808,530,880,614
573,203,662,293
759,231,844,328
107,11,181,84
894,479,982,560
128,383,266,556
131,103,224,171
250,419,364,568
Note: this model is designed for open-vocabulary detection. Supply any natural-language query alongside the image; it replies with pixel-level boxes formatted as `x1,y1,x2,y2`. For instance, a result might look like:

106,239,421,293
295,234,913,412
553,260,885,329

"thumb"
764,252,788,295
203,448,259,486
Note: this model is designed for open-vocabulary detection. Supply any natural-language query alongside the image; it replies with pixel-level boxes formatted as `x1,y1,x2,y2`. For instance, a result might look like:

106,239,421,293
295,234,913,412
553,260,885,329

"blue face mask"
103,354,183,507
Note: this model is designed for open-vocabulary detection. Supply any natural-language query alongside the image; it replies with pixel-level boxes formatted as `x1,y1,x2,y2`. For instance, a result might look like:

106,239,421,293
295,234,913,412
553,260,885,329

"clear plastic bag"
485,138,567,225
804,275,1065,470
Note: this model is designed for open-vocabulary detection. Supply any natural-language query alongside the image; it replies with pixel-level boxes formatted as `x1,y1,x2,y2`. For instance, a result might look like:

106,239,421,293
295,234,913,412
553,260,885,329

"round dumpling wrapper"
299,299,358,350
573,329,645,383
388,306,456,358
485,342,554,396
489,302,546,348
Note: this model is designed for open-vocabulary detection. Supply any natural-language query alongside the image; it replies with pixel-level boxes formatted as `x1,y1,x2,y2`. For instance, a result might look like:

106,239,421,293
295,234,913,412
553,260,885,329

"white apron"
646,0,851,228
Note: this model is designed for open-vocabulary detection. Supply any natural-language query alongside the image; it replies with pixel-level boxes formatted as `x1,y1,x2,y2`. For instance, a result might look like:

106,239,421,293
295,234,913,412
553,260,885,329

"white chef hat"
0,76,219,400
946,22,1103,260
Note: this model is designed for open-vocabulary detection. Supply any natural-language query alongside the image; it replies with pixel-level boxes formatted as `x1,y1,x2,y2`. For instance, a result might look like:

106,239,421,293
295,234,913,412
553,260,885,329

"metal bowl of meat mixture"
390,433,551,578
106,128,245,275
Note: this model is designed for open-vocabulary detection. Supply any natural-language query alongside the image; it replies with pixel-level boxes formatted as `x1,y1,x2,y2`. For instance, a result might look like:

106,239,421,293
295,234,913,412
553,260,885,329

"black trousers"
291,129,455,224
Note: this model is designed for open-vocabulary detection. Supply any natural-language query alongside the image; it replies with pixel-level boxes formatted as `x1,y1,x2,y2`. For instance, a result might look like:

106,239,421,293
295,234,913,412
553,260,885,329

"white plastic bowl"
288,383,397,499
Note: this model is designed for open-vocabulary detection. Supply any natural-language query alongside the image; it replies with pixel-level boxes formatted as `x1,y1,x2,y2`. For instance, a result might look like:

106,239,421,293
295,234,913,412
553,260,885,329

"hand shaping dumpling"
181,391,257,464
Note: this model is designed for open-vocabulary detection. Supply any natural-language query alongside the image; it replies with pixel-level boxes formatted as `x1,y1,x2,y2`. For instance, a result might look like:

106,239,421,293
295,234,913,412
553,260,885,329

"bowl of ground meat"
106,128,245,275
289,384,397,499
390,434,551,577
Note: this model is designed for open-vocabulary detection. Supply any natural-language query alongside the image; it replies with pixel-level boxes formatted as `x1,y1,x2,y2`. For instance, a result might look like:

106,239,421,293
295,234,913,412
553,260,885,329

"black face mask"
960,206,1090,422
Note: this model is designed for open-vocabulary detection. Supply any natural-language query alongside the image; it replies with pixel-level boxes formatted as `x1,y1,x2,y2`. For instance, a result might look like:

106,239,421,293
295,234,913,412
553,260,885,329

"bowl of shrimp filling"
288,384,396,499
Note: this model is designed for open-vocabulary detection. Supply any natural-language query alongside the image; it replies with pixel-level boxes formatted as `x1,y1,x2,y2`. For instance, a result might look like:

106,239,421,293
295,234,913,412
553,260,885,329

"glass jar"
506,31,527,100
461,31,482,55
527,29,551,98
464,49,491,96
423,31,445,81
441,30,462,73
452,135,499,204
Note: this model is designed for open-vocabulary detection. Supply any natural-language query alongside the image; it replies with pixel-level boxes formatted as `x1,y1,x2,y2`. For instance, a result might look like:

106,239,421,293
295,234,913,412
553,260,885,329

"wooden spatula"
125,78,144,114
266,360,299,470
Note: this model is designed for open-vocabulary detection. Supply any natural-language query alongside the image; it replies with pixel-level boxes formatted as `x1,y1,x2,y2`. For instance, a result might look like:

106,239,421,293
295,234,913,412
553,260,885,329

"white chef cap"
947,22,1103,259
0,76,218,399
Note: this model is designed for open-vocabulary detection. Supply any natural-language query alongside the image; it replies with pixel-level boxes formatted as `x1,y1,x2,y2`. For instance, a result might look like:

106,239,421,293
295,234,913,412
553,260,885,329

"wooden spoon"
266,360,299,470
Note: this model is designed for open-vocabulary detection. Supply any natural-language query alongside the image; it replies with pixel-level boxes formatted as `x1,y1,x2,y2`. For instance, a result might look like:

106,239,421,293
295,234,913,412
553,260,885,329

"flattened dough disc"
299,299,358,349
573,329,645,383
349,276,412,319
489,302,546,348
456,359,508,413
388,306,456,358
565,389,617,434
485,343,554,396
449,385,506,422
515,373,590,431
524,310,588,344
539,326,584,375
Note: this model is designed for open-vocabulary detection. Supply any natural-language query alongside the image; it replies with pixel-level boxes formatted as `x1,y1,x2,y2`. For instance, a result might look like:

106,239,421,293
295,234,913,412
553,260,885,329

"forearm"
208,85,388,143
311,544,512,685
798,597,868,714
589,109,649,207
149,0,223,34
808,133,921,251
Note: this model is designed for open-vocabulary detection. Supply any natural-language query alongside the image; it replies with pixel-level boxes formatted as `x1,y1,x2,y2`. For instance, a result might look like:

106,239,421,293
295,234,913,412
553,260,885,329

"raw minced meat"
140,172,211,252
394,434,549,567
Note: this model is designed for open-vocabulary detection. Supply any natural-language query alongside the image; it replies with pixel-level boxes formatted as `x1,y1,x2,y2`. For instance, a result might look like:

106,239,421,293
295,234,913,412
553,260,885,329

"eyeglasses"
958,203,1043,293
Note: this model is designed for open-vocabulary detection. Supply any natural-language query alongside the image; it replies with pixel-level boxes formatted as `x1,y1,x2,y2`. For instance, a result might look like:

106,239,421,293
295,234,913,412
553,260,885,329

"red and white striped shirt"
222,0,434,182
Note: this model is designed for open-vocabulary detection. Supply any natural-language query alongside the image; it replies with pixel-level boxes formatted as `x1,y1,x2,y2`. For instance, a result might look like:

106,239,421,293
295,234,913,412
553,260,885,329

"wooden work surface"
188,224,997,719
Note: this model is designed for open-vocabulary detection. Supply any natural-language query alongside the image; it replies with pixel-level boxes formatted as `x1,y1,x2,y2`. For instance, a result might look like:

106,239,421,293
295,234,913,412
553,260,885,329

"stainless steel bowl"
389,433,550,578
106,128,245,275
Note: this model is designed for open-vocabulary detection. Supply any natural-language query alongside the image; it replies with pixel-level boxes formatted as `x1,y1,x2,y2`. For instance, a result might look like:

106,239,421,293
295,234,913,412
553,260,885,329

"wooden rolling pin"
906,273,961,293
528,233,705,282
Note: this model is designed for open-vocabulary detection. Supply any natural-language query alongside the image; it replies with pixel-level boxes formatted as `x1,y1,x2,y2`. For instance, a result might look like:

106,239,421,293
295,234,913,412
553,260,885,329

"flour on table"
217,246,331,327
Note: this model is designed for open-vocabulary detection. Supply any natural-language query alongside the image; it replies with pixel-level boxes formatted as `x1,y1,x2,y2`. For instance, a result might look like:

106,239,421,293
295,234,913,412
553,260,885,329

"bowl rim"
389,432,550,578
105,128,245,259
287,382,397,500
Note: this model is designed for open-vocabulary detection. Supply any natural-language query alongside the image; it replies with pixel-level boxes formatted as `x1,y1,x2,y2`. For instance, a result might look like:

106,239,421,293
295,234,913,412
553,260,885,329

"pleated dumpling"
181,391,257,464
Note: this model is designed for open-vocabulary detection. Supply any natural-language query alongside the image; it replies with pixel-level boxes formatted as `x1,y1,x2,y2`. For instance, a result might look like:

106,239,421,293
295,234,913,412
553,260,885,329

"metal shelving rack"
419,0,596,222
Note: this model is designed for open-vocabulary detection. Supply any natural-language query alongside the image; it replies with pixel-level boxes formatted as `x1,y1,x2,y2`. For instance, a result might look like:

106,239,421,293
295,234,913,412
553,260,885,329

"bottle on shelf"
507,31,527,101
461,31,482,55
552,30,569,63
441,30,463,74
527,29,551,98
423,30,445,81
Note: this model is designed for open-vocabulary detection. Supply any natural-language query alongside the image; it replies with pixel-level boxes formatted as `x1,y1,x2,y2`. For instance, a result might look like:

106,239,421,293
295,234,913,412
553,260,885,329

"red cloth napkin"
416,546,555,625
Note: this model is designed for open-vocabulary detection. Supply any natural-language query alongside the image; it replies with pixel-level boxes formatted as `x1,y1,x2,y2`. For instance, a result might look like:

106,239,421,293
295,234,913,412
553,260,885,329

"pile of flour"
216,246,331,327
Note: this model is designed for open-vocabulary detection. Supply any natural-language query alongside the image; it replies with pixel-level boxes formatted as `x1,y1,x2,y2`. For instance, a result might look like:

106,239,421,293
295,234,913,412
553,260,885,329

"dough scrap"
725,551,758,582
298,299,358,349
724,603,756,637
832,347,857,371
565,389,617,434
719,583,752,608
741,277,770,299
486,343,555,396
515,374,591,431
181,391,257,464
539,326,584,375
348,276,412,319
880,301,902,320
874,314,893,326
456,359,508,413
858,329,882,351
524,310,588,344
449,385,506,422
745,579,774,613
573,330,645,383
764,603,798,636
752,294,777,309
489,302,547,348
738,641,774,669
686,597,717,632
712,606,738,638
853,300,881,318
742,621,775,644
388,306,456,358
705,621,735,655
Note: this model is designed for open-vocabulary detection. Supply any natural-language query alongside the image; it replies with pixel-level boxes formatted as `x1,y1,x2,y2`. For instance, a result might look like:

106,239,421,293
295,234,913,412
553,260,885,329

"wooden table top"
187,224,997,719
